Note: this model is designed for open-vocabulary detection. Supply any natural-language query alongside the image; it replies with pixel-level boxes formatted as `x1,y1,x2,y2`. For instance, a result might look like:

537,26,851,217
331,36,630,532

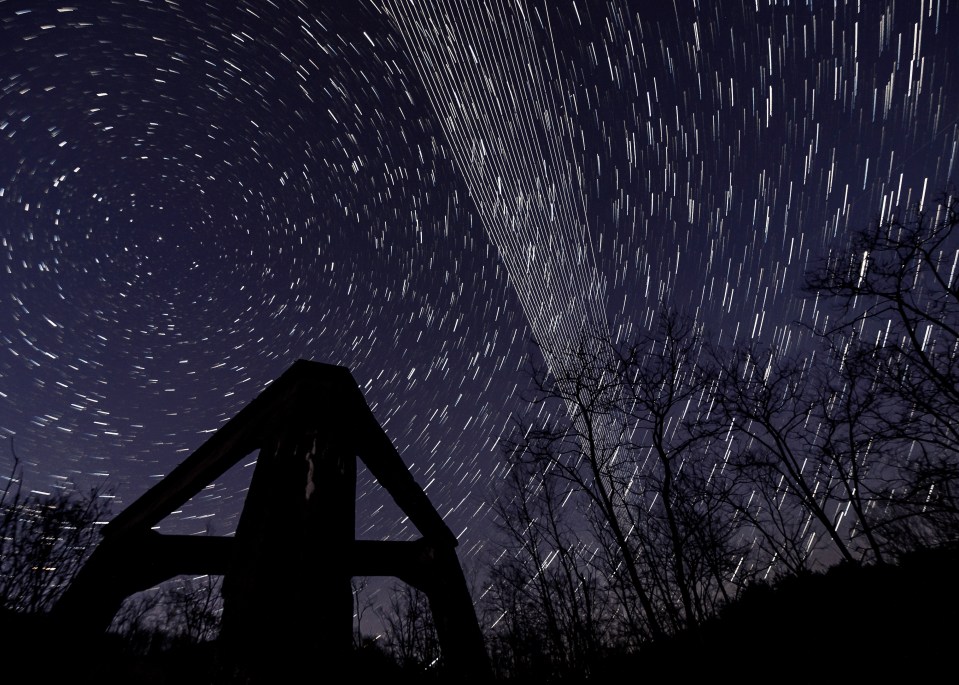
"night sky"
2,0,957,592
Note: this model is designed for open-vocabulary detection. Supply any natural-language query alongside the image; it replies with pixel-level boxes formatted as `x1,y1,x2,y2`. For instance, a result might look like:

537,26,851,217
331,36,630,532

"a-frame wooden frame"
53,359,490,682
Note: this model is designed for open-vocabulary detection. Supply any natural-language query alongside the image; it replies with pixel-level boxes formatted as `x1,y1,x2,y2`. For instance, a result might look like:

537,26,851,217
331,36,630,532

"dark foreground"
3,545,957,683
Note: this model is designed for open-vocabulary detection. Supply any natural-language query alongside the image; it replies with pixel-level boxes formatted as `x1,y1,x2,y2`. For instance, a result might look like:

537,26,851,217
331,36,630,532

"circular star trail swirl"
1,0,958,581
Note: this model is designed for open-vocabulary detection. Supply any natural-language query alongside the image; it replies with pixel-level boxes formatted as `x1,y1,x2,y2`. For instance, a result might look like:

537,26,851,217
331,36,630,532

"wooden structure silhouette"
52,360,490,682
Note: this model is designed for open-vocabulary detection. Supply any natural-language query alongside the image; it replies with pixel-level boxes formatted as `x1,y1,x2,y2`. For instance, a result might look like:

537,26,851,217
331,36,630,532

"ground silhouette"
608,545,959,682
4,544,955,682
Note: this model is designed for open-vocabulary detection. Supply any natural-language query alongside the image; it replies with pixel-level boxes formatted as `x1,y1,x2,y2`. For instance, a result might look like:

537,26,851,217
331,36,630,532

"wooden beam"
105,360,348,538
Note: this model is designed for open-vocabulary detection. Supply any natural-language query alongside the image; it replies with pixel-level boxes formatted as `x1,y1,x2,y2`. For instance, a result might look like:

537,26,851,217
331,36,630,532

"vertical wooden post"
424,545,492,682
306,434,357,668
218,431,320,681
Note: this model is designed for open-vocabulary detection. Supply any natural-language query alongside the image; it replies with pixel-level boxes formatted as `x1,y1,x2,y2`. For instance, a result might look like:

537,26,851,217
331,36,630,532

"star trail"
1,0,957,596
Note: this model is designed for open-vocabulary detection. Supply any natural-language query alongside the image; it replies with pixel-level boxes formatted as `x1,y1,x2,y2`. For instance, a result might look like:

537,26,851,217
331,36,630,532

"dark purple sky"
1,0,957,586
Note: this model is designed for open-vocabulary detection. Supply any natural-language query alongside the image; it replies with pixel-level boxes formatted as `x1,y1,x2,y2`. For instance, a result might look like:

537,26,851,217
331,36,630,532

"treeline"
1,193,957,681
479,191,959,680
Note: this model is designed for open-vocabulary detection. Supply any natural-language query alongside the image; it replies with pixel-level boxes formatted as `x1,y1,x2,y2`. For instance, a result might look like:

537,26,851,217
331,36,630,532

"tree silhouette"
378,580,441,675
0,446,112,614
708,343,879,569
484,452,611,681
498,308,747,652
806,190,959,551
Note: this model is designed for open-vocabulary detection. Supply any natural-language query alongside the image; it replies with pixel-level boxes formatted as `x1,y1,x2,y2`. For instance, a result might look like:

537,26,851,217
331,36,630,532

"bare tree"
0,445,112,614
105,574,223,656
483,453,610,680
503,307,745,645
708,344,879,570
162,574,223,645
107,586,166,654
378,581,441,675
505,331,662,642
352,576,378,649
611,311,741,630
806,190,959,549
